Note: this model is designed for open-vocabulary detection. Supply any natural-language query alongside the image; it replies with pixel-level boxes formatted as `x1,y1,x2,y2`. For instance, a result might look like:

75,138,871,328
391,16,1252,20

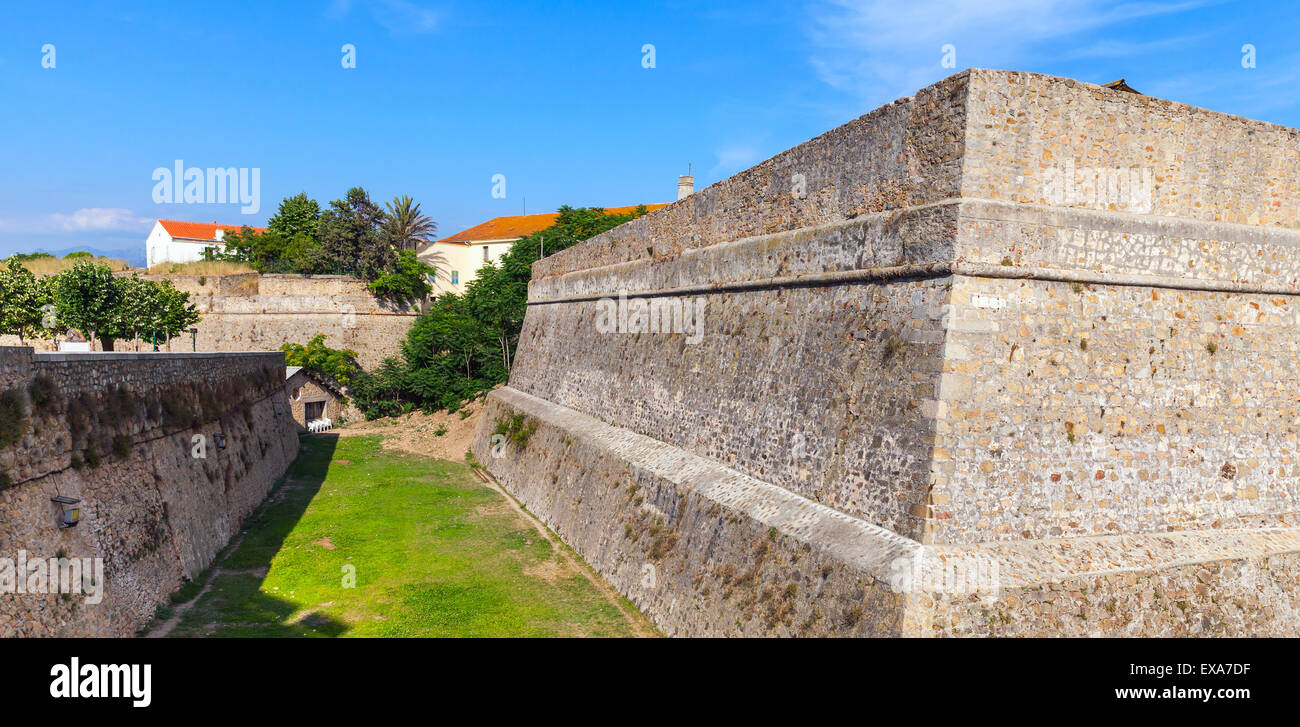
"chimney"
677,164,694,200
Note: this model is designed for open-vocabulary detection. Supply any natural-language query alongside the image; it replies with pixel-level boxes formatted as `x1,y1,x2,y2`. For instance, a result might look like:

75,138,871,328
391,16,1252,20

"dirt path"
146,476,311,638
335,405,482,462
145,531,250,639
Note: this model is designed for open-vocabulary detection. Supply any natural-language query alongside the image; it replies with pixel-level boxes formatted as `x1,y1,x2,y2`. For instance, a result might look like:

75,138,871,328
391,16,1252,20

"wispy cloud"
328,0,440,36
0,208,152,234
806,0,1218,105
709,143,764,178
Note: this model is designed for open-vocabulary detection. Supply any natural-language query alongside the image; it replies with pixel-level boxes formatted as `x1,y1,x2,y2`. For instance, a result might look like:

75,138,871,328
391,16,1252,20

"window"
451,270,459,284
304,401,326,421
483,246,490,262
291,387,302,401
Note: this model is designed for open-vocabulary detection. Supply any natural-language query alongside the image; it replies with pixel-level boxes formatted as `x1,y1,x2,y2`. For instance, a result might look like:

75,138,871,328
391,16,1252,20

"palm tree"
383,195,438,252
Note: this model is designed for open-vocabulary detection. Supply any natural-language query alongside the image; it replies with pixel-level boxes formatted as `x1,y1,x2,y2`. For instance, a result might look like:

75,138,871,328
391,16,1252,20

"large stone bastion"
473,69,1300,636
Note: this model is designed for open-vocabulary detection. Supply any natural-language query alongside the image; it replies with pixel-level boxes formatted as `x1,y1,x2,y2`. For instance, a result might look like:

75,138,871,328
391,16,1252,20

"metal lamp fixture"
51,496,81,529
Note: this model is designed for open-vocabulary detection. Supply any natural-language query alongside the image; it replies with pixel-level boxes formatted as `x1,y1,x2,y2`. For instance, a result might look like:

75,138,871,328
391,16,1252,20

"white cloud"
806,0,1217,105
709,144,763,178
0,208,152,234
328,0,440,36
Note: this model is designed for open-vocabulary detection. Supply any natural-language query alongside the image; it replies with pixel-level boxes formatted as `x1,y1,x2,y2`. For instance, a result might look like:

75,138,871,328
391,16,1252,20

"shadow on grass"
168,434,348,638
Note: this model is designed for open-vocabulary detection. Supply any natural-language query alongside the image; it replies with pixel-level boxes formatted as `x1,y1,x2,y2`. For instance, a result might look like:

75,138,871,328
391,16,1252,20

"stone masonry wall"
477,69,1300,636
1,273,419,370
148,274,419,370
0,347,298,637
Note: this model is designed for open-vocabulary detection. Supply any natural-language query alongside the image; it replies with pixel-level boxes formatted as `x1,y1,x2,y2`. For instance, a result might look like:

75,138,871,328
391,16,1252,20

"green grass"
163,434,649,637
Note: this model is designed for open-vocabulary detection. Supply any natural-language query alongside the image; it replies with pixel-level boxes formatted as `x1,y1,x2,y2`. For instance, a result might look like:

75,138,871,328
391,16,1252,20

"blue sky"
0,0,1295,261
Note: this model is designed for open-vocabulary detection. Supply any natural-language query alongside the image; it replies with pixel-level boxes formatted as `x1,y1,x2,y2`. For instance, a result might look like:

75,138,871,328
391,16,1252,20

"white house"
145,219,267,268
419,204,667,295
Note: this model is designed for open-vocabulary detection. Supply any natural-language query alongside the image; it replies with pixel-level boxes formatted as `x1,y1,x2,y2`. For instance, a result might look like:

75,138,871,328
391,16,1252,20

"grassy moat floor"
148,434,655,637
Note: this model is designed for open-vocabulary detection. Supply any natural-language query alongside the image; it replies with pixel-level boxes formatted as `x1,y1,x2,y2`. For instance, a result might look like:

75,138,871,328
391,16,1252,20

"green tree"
383,194,437,251
318,187,391,278
143,278,200,348
104,274,151,346
51,260,121,349
367,250,435,304
267,192,322,240
281,335,360,387
67,271,199,351
0,258,53,343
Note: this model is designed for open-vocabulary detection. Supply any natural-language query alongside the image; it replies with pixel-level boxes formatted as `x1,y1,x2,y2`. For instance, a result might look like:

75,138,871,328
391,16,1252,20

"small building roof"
158,219,268,242
1102,78,1142,95
437,204,668,245
285,366,303,379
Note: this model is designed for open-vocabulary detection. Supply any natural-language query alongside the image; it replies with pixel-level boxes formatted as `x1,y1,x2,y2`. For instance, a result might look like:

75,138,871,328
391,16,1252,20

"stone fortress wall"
1,273,419,370
140,273,419,370
474,69,1300,636
0,347,298,637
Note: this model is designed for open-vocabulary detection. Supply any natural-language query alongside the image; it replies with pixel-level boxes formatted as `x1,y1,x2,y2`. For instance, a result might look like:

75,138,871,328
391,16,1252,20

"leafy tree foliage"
50,260,121,348
367,250,434,303
0,258,200,350
268,192,322,240
0,259,51,343
318,187,391,278
217,188,438,300
280,334,360,387
383,194,437,251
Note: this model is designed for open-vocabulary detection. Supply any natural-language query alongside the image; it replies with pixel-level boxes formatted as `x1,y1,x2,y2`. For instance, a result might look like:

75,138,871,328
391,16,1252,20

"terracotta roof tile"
438,204,667,244
158,219,267,241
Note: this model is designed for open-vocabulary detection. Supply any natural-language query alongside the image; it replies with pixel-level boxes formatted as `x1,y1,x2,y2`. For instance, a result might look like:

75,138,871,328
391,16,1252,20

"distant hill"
32,246,146,268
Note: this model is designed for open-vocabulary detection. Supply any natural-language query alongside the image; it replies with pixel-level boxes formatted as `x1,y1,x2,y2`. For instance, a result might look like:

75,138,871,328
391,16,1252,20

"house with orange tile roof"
420,204,668,294
145,219,267,268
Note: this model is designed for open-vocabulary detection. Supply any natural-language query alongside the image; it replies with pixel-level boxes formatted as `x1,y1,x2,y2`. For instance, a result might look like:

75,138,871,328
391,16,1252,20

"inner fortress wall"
146,274,419,370
0,273,419,370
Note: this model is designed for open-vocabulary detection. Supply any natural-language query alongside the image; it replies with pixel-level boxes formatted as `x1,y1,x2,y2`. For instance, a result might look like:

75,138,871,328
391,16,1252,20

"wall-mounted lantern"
51,496,81,529
214,432,227,450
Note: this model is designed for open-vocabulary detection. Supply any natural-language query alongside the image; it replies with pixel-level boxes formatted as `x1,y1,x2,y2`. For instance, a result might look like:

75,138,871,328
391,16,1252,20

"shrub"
84,444,102,468
27,376,58,413
0,389,27,449
367,250,435,303
492,412,538,449
67,392,93,442
0,470,12,490
161,389,195,427
112,433,133,459
102,386,138,427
